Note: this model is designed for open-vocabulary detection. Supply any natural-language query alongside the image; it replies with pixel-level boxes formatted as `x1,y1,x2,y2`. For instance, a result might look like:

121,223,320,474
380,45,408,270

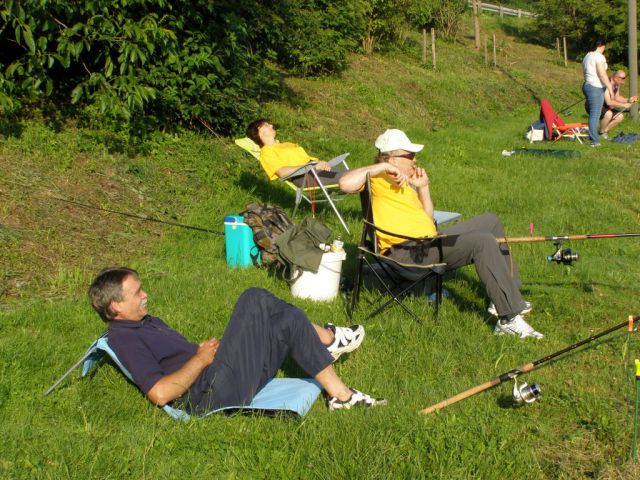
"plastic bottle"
330,237,344,253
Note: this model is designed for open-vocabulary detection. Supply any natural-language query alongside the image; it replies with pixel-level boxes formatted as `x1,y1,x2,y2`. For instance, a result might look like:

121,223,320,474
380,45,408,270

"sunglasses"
391,153,416,160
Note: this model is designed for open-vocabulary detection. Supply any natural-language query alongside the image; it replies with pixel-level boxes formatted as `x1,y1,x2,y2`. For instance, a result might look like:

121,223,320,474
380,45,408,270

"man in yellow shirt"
339,129,543,340
246,119,346,186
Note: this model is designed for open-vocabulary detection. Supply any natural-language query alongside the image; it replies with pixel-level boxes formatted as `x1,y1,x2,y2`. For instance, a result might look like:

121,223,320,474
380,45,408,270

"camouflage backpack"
240,202,294,267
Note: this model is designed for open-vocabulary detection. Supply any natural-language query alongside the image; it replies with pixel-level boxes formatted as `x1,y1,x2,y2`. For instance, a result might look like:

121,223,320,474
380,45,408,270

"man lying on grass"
339,129,544,340
88,267,386,414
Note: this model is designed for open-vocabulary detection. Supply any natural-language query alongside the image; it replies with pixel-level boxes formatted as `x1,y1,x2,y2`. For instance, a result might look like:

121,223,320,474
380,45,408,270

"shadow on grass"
235,171,360,223
0,117,24,138
500,21,547,48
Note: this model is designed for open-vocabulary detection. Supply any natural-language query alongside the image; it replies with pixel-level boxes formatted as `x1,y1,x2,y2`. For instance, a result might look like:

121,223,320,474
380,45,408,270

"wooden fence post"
563,36,568,67
431,28,436,69
473,0,481,50
556,37,560,57
422,28,427,65
484,35,488,66
492,33,497,68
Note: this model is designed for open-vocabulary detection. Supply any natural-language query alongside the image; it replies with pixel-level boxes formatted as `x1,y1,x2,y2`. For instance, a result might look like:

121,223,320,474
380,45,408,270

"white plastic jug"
290,250,347,301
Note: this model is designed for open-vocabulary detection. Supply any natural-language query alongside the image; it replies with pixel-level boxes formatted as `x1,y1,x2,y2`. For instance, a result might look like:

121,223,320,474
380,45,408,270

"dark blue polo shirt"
108,315,198,395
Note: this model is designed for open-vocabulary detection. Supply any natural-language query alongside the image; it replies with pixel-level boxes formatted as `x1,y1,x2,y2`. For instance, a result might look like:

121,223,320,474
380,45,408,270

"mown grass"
2,14,640,479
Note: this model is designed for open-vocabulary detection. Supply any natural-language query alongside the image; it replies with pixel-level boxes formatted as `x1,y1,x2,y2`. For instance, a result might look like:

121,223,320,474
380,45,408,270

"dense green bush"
533,0,629,63
0,0,366,135
271,0,367,76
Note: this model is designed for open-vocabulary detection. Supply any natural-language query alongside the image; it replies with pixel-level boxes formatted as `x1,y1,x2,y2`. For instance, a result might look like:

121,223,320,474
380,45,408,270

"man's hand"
409,167,430,189
195,338,219,367
147,337,220,406
314,160,331,172
384,164,408,186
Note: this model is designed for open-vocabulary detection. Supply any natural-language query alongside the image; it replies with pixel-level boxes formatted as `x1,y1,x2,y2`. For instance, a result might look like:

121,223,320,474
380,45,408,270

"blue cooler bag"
224,215,260,267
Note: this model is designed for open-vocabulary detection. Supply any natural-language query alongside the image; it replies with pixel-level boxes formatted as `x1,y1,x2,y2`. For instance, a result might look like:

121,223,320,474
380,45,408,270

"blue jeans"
583,82,605,143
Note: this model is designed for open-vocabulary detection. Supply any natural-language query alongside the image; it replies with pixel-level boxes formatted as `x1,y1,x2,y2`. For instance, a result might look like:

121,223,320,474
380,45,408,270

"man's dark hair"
88,267,139,322
595,39,607,49
246,119,269,147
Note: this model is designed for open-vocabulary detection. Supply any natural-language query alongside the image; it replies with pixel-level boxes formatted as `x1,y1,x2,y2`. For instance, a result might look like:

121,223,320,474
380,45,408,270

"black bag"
240,203,294,267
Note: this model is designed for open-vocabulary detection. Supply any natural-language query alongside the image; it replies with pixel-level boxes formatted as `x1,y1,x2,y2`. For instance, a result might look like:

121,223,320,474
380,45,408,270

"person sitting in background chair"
599,70,638,140
339,129,544,340
88,267,385,413
246,119,347,187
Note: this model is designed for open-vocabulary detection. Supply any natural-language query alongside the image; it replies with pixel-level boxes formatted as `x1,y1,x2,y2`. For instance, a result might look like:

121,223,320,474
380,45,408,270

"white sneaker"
600,132,610,140
328,389,387,411
488,301,532,317
325,323,365,360
494,315,544,339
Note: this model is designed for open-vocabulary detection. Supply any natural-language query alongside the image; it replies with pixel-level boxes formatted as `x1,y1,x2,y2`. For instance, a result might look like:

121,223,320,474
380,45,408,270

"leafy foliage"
533,0,629,63
408,0,466,41
269,0,367,76
0,0,366,135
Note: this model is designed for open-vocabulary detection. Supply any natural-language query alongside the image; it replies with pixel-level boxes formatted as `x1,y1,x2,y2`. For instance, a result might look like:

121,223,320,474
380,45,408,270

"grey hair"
88,267,139,322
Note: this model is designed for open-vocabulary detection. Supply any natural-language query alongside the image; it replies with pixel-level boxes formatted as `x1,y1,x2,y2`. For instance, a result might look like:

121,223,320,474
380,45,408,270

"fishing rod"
558,97,585,115
496,233,640,266
497,233,640,244
50,195,225,236
420,316,638,415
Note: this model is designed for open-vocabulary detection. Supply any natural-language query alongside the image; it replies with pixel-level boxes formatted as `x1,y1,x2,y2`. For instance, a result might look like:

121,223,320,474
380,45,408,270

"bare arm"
146,338,219,406
596,62,613,97
410,168,434,220
610,87,637,106
338,163,407,193
605,88,633,109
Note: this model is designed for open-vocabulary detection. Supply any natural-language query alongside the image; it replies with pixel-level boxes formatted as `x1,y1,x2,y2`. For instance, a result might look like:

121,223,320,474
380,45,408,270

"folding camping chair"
235,137,351,233
539,99,589,143
348,174,460,323
45,333,323,420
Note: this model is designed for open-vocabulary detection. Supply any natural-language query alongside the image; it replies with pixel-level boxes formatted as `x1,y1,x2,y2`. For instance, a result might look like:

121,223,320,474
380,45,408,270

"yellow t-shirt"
370,175,437,253
259,142,318,180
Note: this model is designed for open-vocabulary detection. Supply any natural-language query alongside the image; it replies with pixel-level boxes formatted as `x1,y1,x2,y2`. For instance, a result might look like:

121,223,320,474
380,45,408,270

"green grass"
3,15,640,479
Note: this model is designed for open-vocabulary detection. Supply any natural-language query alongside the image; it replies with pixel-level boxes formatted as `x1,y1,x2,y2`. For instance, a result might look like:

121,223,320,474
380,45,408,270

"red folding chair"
539,99,589,144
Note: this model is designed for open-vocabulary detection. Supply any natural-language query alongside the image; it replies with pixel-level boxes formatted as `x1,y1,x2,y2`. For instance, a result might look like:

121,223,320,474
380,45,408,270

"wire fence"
466,1,538,18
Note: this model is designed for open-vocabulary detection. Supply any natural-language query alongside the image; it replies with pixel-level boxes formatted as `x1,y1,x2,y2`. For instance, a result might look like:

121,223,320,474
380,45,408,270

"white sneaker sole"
328,327,365,360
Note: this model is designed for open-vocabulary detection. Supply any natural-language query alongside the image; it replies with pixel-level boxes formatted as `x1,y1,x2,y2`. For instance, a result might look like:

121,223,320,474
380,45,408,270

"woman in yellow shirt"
246,119,346,186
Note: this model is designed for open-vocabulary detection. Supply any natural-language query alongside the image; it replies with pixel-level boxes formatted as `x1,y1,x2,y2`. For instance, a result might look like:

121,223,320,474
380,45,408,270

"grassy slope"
2,15,640,479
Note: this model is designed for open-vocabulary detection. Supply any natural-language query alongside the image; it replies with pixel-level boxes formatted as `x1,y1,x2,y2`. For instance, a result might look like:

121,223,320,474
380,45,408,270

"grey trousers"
184,288,333,414
387,213,526,318
289,169,346,187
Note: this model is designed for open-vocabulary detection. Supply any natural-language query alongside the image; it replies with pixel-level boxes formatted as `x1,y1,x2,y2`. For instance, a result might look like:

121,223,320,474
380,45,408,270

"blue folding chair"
45,333,323,420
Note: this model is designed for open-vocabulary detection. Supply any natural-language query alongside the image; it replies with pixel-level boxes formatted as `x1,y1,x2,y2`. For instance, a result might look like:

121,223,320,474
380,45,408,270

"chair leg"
434,273,443,321
312,171,350,234
349,255,365,319
293,188,302,217
365,262,422,323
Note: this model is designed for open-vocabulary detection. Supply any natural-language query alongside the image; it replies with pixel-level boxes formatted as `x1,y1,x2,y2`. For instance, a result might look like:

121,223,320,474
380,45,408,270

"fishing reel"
547,241,578,266
512,377,541,406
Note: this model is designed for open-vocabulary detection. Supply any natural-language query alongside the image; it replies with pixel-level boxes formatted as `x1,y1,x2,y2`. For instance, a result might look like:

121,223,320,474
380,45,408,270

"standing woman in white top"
582,39,614,146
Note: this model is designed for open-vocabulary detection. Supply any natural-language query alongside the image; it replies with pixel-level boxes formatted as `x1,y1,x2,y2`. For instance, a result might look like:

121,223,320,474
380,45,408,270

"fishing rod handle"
419,363,535,415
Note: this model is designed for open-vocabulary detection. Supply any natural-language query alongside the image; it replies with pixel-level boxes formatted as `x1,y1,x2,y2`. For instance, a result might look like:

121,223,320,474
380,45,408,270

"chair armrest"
358,245,447,270
327,153,350,168
433,210,462,226
364,219,448,244
279,162,318,181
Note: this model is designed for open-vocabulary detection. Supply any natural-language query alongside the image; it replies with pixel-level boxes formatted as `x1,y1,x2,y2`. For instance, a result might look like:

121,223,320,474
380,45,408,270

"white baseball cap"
375,129,424,153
